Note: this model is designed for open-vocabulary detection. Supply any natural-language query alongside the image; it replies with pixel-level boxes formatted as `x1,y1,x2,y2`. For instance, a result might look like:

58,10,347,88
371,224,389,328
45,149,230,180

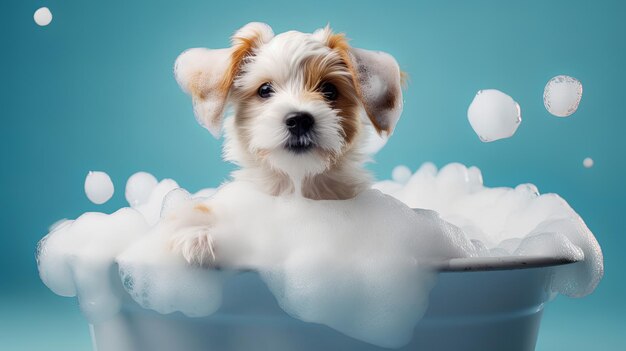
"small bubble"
34,7,53,27
125,172,158,207
84,171,114,204
583,157,594,168
391,165,412,184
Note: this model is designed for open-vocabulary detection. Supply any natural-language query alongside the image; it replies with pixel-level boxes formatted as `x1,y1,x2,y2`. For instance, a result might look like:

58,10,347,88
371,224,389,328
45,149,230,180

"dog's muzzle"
285,112,315,153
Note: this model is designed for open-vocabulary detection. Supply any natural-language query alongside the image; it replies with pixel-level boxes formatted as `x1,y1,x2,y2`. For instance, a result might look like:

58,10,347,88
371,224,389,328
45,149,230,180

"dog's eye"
319,82,338,101
258,82,274,98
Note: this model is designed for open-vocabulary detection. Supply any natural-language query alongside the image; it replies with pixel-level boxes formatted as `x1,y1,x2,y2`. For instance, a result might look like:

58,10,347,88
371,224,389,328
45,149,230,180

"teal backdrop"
1,0,624,350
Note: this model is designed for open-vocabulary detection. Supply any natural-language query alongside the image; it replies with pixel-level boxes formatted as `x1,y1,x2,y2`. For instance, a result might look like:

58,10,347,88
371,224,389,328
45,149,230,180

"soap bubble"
160,188,192,218
125,172,158,207
467,89,521,142
33,7,53,26
133,178,180,226
583,157,594,168
84,171,114,205
544,75,583,117
392,165,412,184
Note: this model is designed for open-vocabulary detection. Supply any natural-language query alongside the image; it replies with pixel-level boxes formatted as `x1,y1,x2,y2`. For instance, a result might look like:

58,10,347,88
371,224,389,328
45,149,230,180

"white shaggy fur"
171,23,404,266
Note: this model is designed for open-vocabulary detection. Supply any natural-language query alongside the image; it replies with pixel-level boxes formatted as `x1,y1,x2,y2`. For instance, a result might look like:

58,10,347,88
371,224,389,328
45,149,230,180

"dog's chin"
266,145,330,180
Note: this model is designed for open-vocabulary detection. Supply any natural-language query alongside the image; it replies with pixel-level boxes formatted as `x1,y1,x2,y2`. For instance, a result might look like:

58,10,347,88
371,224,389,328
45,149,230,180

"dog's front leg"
167,203,219,268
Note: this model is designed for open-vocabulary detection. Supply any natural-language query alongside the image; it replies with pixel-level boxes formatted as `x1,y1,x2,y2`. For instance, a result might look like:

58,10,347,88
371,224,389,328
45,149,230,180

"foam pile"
206,182,476,347
118,185,227,318
37,165,603,347
374,163,603,297
116,179,476,348
37,209,148,322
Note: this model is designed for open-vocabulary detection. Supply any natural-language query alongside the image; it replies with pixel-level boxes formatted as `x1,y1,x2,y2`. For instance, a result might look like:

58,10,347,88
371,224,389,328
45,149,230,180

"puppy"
170,22,404,266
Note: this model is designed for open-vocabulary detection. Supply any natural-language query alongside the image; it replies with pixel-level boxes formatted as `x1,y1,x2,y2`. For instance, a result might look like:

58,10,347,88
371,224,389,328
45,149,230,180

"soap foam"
201,182,477,347
117,224,227,317
374,162,603,297
37,208,149,322
37,164,603,347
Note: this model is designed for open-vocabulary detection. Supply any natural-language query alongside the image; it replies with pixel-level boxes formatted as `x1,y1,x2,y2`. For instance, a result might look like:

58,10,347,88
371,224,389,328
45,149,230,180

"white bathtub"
90,256,574,351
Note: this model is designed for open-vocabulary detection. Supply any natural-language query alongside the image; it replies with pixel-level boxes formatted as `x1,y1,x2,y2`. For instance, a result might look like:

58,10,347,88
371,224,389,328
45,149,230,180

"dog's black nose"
285,112,314,136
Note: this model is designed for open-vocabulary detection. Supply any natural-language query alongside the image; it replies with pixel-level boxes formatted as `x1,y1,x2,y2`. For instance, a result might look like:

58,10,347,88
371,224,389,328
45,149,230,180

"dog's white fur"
170,23,403,266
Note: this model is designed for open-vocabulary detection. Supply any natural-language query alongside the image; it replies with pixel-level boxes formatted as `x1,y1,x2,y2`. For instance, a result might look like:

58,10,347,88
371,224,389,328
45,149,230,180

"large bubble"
544,75,583,117
467,89,521,142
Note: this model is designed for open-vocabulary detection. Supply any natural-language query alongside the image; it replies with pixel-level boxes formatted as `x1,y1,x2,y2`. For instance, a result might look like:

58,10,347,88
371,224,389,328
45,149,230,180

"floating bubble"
85,171,114,205
544,75,583,117
33,7,53,27
467,89,521,142
125,172,158,207
392,165,412,184
583,157,594,168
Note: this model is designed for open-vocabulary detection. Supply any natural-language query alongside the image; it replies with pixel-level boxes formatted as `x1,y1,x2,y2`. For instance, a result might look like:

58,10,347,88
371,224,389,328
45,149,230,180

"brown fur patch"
194,204,211,214
323,33,370,139
324,31,404,135
189,71,216,101
380,90,397,110
400,70,409,89
301,35,362,147
368,88,399,132
220,30,267,96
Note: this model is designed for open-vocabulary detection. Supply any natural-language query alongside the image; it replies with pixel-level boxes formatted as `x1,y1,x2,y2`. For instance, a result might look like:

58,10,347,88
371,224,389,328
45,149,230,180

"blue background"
1,0,624,349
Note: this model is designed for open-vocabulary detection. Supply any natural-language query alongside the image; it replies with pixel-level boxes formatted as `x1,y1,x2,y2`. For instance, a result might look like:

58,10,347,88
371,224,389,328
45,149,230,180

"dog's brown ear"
174,47,232,138
348,48,404,137
174,22,274,138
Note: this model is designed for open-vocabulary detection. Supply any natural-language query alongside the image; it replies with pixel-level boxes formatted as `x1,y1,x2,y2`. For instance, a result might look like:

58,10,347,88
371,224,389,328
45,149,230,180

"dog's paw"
169,226,217,268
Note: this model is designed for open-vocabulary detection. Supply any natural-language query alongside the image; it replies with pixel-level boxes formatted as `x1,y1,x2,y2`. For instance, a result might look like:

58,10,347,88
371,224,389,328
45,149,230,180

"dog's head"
175,23,403,179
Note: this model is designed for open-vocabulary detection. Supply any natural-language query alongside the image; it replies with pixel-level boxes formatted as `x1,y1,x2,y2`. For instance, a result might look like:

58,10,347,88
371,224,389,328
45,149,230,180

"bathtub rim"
431,255,578,272
180,255,579,276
